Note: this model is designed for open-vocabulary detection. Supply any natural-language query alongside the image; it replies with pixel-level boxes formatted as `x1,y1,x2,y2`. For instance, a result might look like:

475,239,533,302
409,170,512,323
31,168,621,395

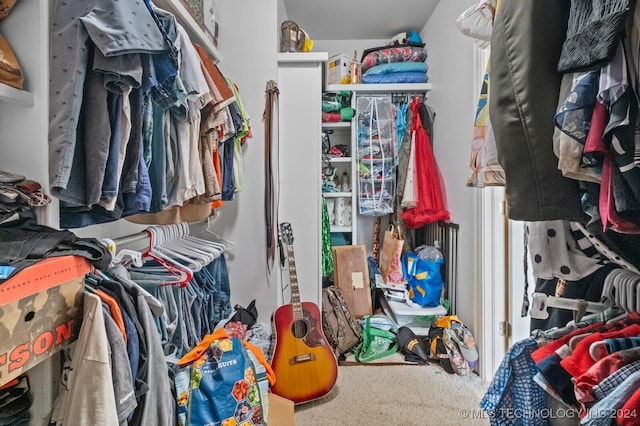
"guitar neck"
286,245,303,321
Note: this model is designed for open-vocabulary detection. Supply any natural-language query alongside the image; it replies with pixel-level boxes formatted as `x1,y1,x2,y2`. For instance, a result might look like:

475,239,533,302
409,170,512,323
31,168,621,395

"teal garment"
321,197,333,277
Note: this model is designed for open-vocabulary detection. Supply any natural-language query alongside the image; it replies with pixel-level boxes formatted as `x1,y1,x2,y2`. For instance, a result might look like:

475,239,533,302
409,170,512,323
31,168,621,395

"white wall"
421,0,478,329
277,0,288,28
212,0,280,320
314,39,387,62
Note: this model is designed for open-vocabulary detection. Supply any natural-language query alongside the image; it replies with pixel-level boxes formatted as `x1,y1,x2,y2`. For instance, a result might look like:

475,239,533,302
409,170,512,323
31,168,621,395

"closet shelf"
326,83,432,93
330,226,352,233
277,52,329,63
322,122,351,128
323,191,352,198
327,157,351,163
153,0,222,63
0,83,34,107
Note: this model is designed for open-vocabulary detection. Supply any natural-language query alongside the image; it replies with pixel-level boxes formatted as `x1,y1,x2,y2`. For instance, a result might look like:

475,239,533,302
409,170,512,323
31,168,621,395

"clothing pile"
49,0,251,229
359,31,429,85
428,315,479,376
0,375,32,426
0,170,50,224
481,308,640,426
321,90,354,123
0,216,111,282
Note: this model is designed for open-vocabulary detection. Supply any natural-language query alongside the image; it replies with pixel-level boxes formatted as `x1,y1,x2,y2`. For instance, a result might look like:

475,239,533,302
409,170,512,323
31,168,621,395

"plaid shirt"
593,360,640,401
584,369,640,425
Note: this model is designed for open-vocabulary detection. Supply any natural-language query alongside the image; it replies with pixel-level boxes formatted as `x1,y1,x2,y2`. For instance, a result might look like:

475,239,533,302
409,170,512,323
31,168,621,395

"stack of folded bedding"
360,44,428,84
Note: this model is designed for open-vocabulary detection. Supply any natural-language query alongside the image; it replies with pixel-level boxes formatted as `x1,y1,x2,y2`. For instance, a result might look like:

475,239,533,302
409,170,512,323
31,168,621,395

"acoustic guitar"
270,223,338,404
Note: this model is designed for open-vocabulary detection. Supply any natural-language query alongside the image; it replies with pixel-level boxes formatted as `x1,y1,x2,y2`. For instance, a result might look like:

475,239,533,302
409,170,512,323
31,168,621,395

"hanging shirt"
50,292,119,426
49,0,167,204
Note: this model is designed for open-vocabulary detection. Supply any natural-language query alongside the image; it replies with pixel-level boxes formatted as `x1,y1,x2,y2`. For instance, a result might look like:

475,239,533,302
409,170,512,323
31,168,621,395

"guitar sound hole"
291,320,308,338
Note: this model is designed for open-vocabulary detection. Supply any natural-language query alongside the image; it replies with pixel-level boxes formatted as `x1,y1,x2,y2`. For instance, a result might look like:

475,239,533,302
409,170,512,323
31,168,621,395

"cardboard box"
332,245,372,318
267,392,295,426
0,256,90,386
326,53,351,85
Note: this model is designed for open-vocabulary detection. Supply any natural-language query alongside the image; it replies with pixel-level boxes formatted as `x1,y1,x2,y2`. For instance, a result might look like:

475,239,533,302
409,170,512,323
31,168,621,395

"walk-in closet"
2,0,640,425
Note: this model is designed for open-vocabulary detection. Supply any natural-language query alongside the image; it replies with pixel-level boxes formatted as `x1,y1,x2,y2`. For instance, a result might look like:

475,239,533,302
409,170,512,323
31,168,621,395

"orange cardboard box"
0,256,90,386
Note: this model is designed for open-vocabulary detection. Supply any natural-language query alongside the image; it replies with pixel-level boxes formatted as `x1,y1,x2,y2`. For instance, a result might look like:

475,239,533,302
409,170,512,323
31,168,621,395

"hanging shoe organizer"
356,95,396,216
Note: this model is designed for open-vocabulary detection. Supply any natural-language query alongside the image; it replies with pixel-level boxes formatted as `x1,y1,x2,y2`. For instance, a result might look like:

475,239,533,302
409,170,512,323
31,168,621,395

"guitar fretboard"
286,245,303,321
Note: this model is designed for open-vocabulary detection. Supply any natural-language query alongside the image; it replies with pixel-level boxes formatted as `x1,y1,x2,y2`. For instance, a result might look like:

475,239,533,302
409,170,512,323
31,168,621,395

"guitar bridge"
289,353,316,365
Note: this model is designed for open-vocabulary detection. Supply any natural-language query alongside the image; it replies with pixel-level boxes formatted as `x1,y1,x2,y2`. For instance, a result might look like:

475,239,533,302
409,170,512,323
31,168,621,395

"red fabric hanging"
400,98,450,228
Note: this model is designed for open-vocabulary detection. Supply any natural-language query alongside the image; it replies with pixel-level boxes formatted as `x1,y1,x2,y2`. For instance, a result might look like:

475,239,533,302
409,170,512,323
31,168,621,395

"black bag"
226,299,258,329
321,286,362,357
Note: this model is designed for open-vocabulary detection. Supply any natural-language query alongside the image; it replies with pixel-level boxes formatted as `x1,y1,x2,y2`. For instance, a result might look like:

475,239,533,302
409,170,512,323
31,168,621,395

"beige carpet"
294,353,490,425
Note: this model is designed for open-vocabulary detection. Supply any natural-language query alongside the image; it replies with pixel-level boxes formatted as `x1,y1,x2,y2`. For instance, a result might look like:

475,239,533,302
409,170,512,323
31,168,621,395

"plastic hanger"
151,225,206,272
203,214,237,251
101,237,143,268
529,292,611,321
137,227,193,288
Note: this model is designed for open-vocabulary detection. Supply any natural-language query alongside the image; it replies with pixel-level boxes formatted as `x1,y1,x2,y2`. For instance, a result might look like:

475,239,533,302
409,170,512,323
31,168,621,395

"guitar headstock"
278,222,294,246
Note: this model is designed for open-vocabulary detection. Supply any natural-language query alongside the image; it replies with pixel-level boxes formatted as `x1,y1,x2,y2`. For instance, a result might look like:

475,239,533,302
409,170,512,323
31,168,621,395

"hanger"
101,237,143,268
151,224,207,272
529,292,611,322
136,227,194,288
203,214,237,251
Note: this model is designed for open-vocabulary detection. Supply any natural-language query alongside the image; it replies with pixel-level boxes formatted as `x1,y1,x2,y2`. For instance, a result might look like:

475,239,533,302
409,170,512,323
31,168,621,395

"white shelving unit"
278,52,328,306
322,82,431,246
322,117,357,244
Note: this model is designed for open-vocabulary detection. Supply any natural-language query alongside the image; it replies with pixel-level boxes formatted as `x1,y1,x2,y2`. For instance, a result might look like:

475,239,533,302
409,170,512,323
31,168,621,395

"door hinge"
499,200,506,216
498,321,511,337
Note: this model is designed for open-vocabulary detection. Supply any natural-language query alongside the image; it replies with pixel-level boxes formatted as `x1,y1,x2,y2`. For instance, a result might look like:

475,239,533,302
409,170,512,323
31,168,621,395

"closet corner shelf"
0,83,34,107
325,83,432,93
330,226,352,233
277,52,328,63
322,122,351,128
322,191,352,198
153,0,222,63
327,157,351,163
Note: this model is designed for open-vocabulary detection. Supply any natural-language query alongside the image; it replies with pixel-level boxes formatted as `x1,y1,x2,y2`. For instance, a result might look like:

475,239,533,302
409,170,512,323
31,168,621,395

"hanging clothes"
399,97,450,228
490,0,586,221
466,60,505,188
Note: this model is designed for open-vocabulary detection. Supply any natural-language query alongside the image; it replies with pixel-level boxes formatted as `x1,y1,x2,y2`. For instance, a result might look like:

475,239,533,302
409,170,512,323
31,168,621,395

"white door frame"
472,41,533,380
474,187,509,380
472,42,509,380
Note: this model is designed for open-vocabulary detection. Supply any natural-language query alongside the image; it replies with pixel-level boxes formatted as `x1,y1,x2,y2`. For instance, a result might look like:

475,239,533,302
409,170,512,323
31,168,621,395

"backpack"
321,286,363,357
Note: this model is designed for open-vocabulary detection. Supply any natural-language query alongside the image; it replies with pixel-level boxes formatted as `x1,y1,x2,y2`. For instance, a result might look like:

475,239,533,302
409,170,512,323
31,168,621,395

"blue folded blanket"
361,71,428,84
363,62,428,76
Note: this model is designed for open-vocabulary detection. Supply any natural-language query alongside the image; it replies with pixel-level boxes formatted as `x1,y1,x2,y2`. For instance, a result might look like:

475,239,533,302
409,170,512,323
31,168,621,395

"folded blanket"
363,62,428,77
361,71,428,85
361,46,428,74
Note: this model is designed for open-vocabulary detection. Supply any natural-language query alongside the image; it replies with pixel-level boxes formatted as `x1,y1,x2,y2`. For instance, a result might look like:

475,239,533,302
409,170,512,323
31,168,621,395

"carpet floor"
294,353,491,425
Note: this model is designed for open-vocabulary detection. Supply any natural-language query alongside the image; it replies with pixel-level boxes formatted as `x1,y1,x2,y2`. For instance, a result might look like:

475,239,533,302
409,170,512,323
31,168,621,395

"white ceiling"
282,0,441,41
